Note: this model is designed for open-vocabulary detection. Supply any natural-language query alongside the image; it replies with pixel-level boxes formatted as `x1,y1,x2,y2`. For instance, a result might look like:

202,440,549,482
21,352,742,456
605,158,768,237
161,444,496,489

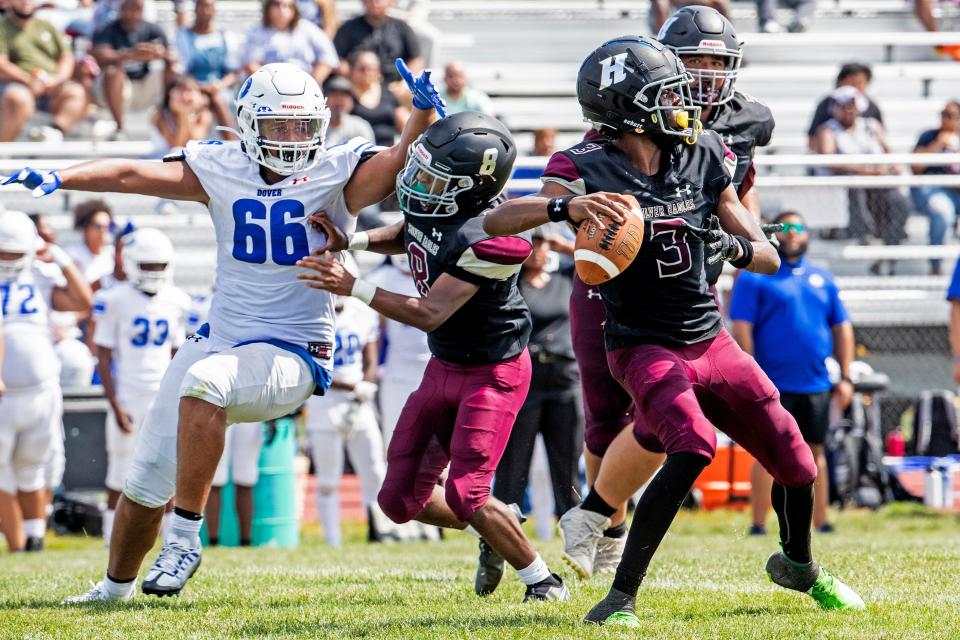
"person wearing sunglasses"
729,210,855,537
910,100,960,275
67,198,115,290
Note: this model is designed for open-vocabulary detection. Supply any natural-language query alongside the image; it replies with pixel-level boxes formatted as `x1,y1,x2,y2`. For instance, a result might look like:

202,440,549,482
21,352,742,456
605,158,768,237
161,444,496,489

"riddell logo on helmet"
281,104,305,109
698,39,725,49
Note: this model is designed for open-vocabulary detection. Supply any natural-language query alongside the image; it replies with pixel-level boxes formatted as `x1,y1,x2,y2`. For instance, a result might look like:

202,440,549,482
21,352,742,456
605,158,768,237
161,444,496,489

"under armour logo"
586,289,602,300
675,184,692,198
292,177,309,185
553,200,562,212
599,53,628,90
431,228,442,242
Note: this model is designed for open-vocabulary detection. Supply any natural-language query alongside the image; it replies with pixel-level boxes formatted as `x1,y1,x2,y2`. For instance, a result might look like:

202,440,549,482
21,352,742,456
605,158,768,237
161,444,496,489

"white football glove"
352,380,379,404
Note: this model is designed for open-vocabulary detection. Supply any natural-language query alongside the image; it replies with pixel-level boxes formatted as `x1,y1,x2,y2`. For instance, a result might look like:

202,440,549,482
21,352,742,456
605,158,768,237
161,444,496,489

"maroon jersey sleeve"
541,151,586,195
448,235,533,286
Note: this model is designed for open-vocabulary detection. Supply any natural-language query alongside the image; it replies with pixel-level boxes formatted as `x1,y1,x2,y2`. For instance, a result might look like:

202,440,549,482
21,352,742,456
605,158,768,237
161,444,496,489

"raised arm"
47,245,93,312
482,182,634,237
4,159,207,202
307,215,405,255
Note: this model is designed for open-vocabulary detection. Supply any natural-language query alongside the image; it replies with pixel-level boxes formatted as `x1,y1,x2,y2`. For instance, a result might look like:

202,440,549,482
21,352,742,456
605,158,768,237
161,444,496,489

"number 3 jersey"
92,282,192,397
183,137,374,373
402,214,533,364
1,262,63,389
542,131,732,349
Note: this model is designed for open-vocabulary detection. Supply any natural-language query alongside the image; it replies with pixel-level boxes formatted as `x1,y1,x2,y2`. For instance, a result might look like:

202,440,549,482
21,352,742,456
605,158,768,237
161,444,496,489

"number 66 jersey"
183,137,374,372
541,130,733,349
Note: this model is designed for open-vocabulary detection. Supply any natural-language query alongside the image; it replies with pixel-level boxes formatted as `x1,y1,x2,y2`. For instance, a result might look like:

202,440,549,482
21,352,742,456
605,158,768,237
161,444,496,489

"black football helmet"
577,35,701,145
657,6,742,107
396,112,516,218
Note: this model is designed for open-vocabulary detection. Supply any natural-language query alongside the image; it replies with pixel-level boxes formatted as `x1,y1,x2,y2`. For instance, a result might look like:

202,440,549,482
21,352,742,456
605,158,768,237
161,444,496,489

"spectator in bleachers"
533,128,557,157
175,0,240,134
813,86,909,274
67,198,114,288
731,211,854,535
149,75,213,157
333,0,421,85
323,74,374,146
0,0,89,142
807,63,883,146
92,0,177,141
914,0,960,60
754,0,815,33
348,50,407,146
439,61,493,116
911,100,960,275
297,0,338,38
650,0,732,33
243,0,338,84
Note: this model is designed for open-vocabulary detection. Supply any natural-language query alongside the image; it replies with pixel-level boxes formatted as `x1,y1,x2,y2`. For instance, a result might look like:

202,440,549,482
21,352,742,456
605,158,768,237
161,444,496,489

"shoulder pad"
162,150,187,163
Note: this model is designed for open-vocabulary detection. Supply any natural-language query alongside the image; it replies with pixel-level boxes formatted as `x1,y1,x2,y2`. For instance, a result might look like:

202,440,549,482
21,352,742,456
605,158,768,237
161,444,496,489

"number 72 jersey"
183,137,374,370
541,131,733,348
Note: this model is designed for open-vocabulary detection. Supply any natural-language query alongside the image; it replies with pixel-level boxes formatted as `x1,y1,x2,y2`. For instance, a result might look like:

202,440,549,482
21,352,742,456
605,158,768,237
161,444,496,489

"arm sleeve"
92,23,114,48
728,273,760,323
916,129,936,149
756,108,775,148
446,235,533,285
51,23,69,59
92,292,117,349
332,22,353,58
807,98,829,138
540,151,586,195
947,259,960,301
827,278,850,327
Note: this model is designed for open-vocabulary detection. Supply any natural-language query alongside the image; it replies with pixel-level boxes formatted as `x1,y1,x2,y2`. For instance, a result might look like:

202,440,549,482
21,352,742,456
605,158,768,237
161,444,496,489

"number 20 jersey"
183,137,373,371
542,131,732,349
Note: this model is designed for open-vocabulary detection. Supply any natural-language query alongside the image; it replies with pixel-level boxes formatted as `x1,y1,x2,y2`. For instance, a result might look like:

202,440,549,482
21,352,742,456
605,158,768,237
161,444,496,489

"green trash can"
200,416,300,548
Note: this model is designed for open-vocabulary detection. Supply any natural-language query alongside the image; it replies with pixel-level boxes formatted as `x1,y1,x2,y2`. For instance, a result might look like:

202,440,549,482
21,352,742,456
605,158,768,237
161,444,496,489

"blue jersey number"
131,317,171,347
232,199,308,265
0,284,37,316
334,333,363,367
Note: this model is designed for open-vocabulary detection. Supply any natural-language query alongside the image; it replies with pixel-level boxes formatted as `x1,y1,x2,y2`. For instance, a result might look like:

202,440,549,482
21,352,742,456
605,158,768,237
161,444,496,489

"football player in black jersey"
483,36,864,625
297,112,570,602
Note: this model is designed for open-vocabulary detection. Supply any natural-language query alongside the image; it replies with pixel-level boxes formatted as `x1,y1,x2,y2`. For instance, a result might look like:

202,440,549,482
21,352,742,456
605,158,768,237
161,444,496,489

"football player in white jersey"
92,228,191,547
4,60,444,601
306,296,384,545
0,210,93,552
367,255,431,447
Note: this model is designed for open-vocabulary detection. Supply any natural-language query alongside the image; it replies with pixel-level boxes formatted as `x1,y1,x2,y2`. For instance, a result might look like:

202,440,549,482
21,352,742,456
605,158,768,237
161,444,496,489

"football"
574,209,645,285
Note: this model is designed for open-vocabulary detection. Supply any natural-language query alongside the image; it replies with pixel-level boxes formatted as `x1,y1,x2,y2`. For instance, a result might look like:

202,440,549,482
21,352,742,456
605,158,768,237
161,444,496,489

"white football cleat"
594,534,626,575
558,505,610,580
142,534,202,597
64,580,136,604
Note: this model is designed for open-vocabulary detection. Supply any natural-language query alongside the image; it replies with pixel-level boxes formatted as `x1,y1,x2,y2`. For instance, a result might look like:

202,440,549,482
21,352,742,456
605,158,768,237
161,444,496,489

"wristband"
729,236,754,269
350,279,377,306
46,244,73,270
547,196,574,223
347,231,369,251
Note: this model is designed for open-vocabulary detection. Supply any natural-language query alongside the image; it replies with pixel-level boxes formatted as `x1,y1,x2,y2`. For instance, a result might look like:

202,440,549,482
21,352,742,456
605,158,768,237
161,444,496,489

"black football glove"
683,216,742,266
760,222,784,248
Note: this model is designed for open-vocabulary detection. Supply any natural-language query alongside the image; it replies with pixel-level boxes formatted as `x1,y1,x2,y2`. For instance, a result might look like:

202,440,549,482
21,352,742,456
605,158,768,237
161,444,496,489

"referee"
730,211,855,534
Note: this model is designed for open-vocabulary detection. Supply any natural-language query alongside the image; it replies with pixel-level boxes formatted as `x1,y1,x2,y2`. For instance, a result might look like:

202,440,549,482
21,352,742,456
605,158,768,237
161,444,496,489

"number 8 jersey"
183,137,374,372
541,130,733,349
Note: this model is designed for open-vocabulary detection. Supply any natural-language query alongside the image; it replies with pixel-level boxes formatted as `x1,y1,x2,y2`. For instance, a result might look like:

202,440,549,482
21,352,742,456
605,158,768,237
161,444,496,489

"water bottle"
885,430,906,457
940,462,956,510
924,466,944,508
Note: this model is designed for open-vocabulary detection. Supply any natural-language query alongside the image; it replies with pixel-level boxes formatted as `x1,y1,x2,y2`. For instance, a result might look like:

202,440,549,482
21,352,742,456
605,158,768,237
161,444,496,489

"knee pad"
122,455,176,509
377,487,417,525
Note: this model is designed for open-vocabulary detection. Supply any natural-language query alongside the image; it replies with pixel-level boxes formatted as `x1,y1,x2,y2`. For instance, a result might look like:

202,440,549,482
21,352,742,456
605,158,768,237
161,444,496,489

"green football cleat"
604,611,642,627
807,567,865,611
584,588,638,626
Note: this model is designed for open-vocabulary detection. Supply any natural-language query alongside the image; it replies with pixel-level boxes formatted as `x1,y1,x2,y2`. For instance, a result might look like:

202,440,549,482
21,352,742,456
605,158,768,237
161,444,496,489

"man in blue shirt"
946,258,960,384
730,211,855,534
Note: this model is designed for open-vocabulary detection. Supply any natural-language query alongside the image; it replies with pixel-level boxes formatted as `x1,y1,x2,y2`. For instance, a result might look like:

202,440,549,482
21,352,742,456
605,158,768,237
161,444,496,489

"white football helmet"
0,210,41,281
235,63,331,176
122,228,174,294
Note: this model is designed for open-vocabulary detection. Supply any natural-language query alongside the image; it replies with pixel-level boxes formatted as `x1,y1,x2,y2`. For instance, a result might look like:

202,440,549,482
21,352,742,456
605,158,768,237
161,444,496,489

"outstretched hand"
2,167,61,197
296,252,356,296
396,59,446,117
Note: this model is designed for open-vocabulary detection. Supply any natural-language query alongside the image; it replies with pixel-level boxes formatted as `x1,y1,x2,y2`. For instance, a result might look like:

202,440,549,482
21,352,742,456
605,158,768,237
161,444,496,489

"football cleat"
765,552,865,611
24,536,44,552
523,573,570,602
474,503,526,596
594,534,626,575
64,580,136,604
142,534,202,597
558,505,610,579
584,587,639,626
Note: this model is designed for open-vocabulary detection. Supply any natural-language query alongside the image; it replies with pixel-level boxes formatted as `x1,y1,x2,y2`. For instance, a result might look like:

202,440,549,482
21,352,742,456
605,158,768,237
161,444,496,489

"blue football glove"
396,58,446,117
2,167,62,198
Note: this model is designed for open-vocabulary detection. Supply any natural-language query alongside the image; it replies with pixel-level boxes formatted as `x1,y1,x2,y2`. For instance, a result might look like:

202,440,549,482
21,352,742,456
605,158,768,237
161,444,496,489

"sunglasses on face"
779,222,806,234
87,222,111,231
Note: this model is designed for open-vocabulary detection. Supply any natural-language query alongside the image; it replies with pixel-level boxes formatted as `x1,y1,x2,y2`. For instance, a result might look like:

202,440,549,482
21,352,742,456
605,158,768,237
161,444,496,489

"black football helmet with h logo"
576,35,701,145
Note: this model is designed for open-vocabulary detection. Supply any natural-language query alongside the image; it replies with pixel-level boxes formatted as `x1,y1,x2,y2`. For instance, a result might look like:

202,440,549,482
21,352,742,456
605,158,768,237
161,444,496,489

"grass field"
1,504,958,639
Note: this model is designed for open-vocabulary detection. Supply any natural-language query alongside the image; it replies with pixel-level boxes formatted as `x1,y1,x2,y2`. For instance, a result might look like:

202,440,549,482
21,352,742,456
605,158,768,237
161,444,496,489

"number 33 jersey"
184,137,373,371
92,282,191,396
542,131,732,349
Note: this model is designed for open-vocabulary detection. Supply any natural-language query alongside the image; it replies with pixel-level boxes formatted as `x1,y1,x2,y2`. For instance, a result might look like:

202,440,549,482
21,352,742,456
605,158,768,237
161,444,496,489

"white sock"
168,513,202,545
22,518,45,539
516,553,551,586
160,512,173,538
102,509,116,548
317,491,342,546
103,572,135,596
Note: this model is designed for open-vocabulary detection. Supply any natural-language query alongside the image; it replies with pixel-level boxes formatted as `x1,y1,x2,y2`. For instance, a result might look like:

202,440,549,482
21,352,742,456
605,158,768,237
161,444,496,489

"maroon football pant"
377,350,532,523
569,274,633,456
606,328,816,488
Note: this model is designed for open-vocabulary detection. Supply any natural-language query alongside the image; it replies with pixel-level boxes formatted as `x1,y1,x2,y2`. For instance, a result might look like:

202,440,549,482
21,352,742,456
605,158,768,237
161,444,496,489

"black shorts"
779,391,832,445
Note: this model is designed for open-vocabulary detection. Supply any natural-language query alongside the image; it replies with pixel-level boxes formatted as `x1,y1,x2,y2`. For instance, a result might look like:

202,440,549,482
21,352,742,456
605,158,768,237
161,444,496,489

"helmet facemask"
0,251,31,282
632,73,703,144
125,260,171,295
676,49,742,106
239,108,331,176
396,141,477,217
